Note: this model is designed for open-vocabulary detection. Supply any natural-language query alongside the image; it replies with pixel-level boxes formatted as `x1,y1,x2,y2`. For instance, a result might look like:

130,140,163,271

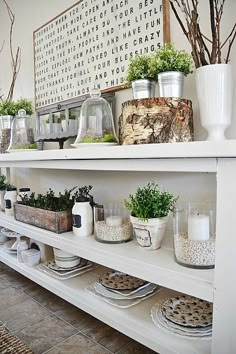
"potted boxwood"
125,182,177,250
126,54,157,99
152,43,193,98
15,187,79,233
0,175,13,212
15,98,33,116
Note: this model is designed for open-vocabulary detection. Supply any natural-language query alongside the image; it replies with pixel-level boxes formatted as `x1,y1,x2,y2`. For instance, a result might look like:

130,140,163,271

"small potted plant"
126,54,157,99
152,43,193,98
125,182,177,250
61,111,79,134
0,175,12,211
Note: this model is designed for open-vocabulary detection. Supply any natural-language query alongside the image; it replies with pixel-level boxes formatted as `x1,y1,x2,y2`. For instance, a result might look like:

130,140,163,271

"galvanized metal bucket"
132,80,156,99
158,72,184,98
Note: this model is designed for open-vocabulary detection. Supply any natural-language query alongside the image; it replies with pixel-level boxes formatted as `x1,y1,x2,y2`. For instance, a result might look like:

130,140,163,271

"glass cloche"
72,88,118,147
7,109,37,152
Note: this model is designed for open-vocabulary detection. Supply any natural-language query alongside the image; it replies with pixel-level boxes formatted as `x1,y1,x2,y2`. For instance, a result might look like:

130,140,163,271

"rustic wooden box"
119,98,194,145
14,204,72,233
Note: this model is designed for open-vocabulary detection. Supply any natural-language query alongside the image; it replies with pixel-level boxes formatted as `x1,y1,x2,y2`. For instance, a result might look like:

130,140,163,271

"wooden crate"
119,98,194,145
14,204,72,233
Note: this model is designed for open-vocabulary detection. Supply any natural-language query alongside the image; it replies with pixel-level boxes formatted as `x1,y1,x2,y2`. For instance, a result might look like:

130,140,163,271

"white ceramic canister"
72,196,93,237
17,187,31,202
4,187,17,216
17,240,29,262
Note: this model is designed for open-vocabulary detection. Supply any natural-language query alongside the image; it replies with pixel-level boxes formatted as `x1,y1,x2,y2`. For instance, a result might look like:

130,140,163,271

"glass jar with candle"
95,203,133,244
173,202,216,269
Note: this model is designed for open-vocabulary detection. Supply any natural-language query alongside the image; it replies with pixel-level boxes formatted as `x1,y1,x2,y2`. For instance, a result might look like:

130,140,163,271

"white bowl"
53,248,80,268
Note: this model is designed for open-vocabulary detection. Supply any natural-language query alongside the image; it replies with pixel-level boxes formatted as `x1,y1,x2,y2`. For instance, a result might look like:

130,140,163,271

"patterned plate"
99,271,147,291
161,295,213,328
1,228,21,238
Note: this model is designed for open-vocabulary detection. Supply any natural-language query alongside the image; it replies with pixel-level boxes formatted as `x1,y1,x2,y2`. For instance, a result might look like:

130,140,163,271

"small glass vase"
173,202,216,269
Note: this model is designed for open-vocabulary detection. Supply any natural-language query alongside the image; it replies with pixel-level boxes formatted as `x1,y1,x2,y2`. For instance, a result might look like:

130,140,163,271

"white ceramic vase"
196,64,234,141
130,215,168,251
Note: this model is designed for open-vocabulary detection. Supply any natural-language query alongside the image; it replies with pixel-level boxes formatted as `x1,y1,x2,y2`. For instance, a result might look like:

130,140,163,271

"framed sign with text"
34,0,170,109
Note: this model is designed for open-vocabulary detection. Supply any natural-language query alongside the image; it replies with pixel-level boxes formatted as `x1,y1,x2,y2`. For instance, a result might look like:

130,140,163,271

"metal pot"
132,80,156,99
158,71,184,98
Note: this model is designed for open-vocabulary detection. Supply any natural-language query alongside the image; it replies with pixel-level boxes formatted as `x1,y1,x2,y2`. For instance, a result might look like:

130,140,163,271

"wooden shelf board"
0,213,214,302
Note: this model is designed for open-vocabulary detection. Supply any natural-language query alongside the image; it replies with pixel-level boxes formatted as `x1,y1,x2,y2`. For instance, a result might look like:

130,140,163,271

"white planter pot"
158,71,184,98
196,64,234,141
130,215,168,251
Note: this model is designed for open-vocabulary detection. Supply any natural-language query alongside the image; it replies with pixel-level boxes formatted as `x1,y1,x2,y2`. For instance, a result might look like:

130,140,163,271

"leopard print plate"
99,271,147,290
161,295,213,328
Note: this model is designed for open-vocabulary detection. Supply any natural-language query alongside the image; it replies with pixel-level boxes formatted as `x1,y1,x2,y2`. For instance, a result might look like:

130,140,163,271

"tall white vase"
196,64,234,141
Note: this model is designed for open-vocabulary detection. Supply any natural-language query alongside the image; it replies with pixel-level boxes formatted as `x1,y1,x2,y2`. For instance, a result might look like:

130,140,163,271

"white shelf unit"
0,250,211,354
0,143,235,354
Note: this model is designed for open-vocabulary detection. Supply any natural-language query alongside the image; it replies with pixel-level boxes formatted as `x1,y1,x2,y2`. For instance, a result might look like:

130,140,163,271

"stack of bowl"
53,248,80,269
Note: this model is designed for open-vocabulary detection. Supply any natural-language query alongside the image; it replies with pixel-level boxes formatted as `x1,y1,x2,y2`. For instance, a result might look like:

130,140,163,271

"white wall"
0,0,235,208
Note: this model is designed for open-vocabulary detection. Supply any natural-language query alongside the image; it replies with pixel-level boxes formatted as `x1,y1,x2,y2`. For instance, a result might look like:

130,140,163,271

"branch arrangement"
169,0,236,68
2,0,21,101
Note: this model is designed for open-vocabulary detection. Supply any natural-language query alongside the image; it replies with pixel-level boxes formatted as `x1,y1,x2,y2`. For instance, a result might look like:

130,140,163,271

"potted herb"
126,54,157,99
152,43,193,98
15,187,79,233
170,0,236,140
0,175,13,211
125,182,177,250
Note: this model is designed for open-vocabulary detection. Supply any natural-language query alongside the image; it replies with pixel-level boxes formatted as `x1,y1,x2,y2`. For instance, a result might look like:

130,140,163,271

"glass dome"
7,109,37,151
73,88,118,146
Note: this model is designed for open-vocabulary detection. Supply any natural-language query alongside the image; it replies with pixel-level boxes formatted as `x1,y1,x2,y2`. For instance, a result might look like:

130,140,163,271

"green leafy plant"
80,134,116,143
125,182,177,221
0,100,17,116
152,43,193,76
15,99,34,115
0,175,14,190
126,54,157,85
13,143,37,150
19,187,80,212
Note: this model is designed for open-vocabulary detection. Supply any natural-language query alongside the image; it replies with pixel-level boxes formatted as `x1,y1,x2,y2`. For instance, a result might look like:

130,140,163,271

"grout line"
41,333,80,354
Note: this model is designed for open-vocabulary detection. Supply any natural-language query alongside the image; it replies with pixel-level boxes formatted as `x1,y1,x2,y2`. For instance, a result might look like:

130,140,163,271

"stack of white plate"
0,227,8,245
2,239,17,254
38,259,97,280
151,295,212,339
86,270,161,308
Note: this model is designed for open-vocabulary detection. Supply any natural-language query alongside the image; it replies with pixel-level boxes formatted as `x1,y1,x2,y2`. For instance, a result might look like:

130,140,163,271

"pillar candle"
106,216,122,227
188,213,210,241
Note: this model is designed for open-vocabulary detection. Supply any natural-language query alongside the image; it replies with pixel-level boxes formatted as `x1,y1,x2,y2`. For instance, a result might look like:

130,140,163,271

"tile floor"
0,262,157,354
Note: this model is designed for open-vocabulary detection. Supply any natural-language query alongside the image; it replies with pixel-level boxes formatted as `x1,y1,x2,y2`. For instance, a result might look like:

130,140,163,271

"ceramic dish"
47,260,86,272
53,248,80,268
151,303,212,339
86,284,161,308
38,263,97,280
94,282,159,300
1,228,22,238
161,295,213,328
99,271,147,291
2,239,17,252
45,259,92,275
107,281,152,296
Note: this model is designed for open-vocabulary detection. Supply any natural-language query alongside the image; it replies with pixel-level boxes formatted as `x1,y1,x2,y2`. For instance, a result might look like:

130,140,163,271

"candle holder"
173,202,216,269
95,203,133,244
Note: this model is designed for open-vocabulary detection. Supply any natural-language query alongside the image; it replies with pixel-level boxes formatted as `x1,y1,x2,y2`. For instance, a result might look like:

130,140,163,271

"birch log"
119,98,193,145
